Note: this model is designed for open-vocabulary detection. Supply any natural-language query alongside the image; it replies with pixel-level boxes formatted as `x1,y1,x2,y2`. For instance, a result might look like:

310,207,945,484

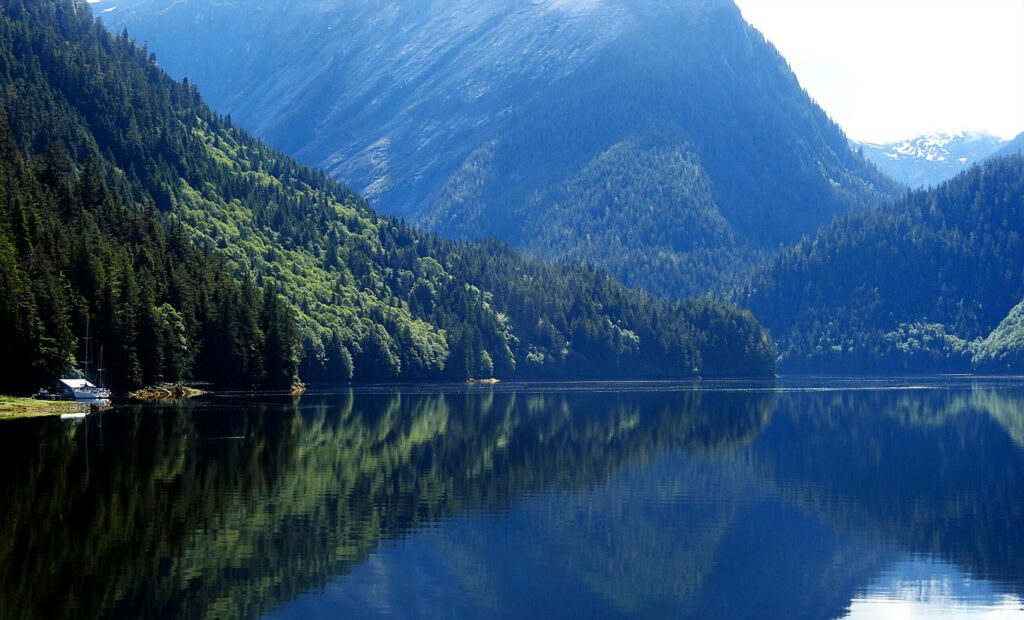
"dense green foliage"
0,0,775,393
742,155,1024,373
426,132,766,295
0,120,297,390
973,298,1024,373
98,0,896,297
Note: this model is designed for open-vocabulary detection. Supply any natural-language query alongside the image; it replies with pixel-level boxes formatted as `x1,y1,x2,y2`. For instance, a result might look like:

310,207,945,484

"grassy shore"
0,395,85,420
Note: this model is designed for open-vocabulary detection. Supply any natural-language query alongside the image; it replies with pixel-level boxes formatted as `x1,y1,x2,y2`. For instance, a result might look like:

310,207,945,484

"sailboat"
59,317,111,400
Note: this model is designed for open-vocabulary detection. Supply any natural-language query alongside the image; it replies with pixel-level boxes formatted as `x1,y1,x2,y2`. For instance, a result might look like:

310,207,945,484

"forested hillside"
974,299,1024,373
98,0,897,296
0,0,776,393
743,155,1024,373
0,120,298,392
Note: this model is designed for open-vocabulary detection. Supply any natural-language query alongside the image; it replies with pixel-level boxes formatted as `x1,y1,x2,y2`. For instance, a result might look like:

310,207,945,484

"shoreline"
0,396,91,421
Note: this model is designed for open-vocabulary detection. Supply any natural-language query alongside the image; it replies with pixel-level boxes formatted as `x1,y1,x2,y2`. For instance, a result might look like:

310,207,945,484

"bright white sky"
733,0,1024,143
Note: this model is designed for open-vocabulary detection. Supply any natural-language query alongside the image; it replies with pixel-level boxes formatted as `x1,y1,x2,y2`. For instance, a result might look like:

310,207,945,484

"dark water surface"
2,378,1023,619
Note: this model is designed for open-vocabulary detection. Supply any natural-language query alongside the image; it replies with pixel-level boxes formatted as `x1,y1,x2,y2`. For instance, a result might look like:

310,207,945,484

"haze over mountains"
990,132,1024,162
98,0,897,297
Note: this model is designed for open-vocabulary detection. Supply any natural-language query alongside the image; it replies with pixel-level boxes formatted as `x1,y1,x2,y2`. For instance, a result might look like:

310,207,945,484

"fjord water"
1,379,1022,619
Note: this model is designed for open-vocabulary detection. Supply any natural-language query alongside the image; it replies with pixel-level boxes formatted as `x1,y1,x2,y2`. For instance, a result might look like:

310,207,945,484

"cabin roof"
59,379,96,389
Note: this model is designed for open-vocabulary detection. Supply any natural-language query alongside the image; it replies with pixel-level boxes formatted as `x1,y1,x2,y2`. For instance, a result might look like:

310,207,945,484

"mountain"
857,131,1007,188
987,131,1024,162
0,0,777,394
85,0,125,14
741,155,1024,374
96,0,897,297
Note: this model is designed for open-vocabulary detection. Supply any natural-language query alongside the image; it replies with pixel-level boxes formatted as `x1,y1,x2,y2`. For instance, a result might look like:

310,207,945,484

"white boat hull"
71,388,111,400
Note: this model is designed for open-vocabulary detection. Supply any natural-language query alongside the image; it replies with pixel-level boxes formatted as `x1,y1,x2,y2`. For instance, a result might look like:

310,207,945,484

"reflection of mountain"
756,386,1024,593
3,384,1020,620
946,387,1024,448
867,384,1024,447
426,457,887,620
0,389,773,620
283,404,889,620
278,383,1024,619
0,405,301,620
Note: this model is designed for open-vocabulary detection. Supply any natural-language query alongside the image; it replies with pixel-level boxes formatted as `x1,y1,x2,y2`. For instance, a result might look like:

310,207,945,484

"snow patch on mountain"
538,0,605,15
857,131,1007,188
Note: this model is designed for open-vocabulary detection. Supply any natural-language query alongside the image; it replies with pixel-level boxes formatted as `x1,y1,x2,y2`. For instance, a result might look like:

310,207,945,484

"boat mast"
82,315,92,384
97,345,105,389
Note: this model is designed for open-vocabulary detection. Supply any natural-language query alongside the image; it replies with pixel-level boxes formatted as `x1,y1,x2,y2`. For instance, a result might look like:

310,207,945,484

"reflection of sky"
265,500,1024,620
843,557,1024,620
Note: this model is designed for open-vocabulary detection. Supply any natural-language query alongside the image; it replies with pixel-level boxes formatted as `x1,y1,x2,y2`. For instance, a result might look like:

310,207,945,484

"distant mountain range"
989,132,1024,161
857,131,1023,188
96,0,897,297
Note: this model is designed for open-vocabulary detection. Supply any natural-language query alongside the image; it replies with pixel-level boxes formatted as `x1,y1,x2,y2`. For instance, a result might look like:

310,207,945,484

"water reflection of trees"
0,388,774,620
760,385,1024,592
0,402,302,620
401,384,1024,619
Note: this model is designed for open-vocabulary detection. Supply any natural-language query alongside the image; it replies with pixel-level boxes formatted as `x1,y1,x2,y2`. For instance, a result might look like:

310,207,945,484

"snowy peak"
858,131,1007,188
875,131,998,162
87,0,148,16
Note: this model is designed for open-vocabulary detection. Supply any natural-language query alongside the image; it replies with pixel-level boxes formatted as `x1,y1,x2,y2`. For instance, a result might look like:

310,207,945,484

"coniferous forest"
1,0,1021,393
742,155,1024,374
0,0,776,394
96,0,898,299
2,2,1023,619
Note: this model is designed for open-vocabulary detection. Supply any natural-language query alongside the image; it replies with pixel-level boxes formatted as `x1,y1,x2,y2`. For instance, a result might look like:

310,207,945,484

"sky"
733,0,1024,144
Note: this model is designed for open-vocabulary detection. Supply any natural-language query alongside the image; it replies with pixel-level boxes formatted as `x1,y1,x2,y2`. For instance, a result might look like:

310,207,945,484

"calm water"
2,378,1023,619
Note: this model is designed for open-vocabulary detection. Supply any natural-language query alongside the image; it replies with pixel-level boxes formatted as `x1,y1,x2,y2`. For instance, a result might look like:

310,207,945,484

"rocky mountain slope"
97,0,897,296
0,0,777,393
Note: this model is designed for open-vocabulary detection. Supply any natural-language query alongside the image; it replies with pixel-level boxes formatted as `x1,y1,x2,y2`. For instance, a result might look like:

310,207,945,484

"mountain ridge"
0,0,777,393
988,131,1024,162
857,130,1008,188
97,0,898,297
